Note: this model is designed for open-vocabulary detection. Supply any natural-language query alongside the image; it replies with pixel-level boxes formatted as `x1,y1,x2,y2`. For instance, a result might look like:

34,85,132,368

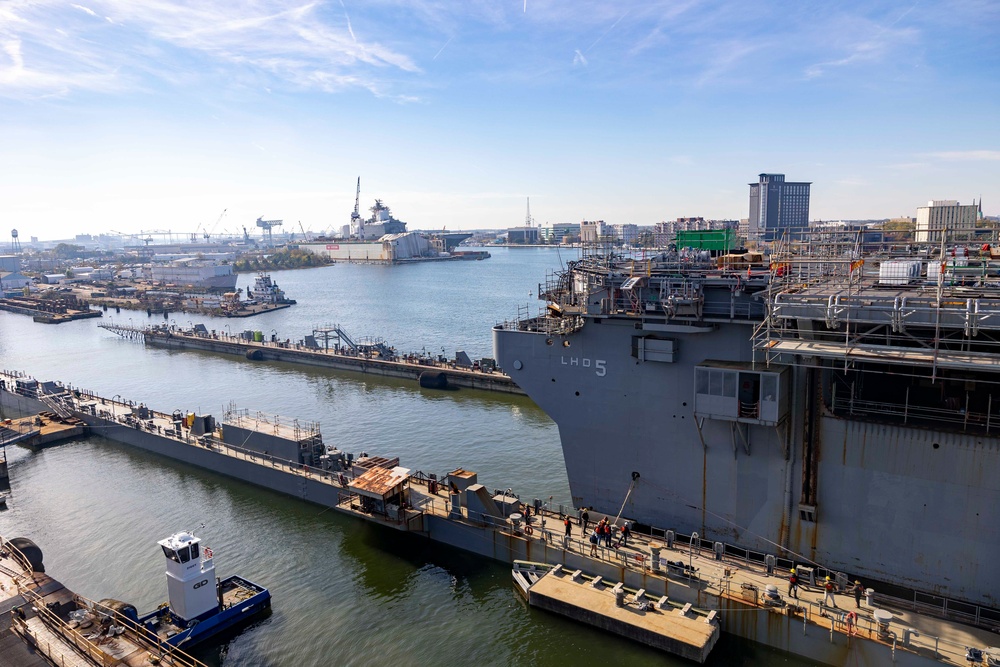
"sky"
1,0,999,241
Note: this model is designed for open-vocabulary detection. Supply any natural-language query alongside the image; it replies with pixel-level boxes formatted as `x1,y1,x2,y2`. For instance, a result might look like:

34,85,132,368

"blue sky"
2,0,998,240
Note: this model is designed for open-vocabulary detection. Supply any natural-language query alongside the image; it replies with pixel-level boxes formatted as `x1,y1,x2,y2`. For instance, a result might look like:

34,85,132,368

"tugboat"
247,273,296,305
123,531,271,648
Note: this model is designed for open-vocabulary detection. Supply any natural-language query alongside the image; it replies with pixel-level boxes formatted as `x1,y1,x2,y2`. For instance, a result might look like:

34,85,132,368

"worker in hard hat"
823,575,837,608
852,580,864,608
787,568,799,599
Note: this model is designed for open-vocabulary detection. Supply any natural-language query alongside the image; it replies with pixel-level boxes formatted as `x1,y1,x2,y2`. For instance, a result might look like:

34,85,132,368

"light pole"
224,324,231,337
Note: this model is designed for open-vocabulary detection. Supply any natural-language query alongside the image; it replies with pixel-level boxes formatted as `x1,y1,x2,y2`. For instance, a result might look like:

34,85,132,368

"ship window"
162,546,180,563
709,370,723,396
177,546,191,563
723,373,736,398
761,375,777,402
696,368,709,394
190,543,199,559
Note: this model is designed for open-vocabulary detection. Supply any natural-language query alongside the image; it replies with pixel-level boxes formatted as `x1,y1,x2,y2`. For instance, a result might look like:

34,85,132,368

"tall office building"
748,174,811,240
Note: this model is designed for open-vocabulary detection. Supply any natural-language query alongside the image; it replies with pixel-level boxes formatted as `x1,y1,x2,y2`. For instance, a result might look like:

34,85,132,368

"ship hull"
494,316,1000,609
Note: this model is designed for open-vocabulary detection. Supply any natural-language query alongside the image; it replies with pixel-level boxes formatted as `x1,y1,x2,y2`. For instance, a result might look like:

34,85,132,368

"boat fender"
524,525,533,536
419,371,449,390
845,611,857,634
246,349,264,361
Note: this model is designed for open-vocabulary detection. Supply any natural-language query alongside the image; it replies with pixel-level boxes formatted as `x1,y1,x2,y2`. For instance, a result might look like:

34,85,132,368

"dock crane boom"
351,177,361,224
205,209,227,241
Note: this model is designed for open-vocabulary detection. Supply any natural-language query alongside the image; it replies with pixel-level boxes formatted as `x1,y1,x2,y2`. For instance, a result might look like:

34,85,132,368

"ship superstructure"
494,234,1000,613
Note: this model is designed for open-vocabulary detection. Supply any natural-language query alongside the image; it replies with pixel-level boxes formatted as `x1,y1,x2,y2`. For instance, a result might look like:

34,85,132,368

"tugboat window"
190,543,199,559
162,546,180,563
178,546,191,563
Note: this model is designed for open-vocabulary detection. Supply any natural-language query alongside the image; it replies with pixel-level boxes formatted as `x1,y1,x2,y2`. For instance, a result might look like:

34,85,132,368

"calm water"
0,247,813,666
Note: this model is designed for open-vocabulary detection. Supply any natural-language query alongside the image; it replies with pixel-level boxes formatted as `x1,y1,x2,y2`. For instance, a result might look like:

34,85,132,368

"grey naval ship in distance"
493,231,1000,619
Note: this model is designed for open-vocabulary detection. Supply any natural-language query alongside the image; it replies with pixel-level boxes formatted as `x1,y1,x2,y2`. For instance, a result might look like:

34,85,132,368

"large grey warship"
494,233,1000,614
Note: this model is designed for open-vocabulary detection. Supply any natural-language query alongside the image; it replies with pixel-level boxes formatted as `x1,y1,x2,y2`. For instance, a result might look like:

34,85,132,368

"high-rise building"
915,200,980,243
748,174,811,239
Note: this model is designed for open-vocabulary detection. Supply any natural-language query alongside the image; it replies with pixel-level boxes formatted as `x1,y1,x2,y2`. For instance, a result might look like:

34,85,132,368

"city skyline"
2,1,998,240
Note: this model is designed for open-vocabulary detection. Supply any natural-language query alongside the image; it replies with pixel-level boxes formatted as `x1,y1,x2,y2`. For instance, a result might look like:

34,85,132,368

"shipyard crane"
299,221,308,241
255,216,283,246
204,209,227,241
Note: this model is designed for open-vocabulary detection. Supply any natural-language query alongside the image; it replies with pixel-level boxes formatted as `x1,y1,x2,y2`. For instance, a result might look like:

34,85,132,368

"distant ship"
494,238,1000,615
297,178,481,264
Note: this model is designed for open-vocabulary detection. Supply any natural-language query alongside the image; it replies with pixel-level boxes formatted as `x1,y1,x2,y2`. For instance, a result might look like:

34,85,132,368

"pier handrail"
2,537,206,667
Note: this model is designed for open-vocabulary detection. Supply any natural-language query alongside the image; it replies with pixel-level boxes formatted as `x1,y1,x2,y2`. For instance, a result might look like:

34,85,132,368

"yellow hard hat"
825,575,831,581
790,568,796,573
855,580,860,584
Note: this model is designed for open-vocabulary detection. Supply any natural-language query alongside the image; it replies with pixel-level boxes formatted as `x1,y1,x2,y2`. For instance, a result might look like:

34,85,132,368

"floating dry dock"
3,370,1000,666
99,323,523,394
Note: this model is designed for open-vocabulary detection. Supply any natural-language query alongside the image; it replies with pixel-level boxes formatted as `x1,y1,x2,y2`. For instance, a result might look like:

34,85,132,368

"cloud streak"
0,0,422,99
923,150,1000,161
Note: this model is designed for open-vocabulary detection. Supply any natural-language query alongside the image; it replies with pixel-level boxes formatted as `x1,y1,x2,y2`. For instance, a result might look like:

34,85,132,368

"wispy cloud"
0,0,422,100
573,49,587,66
70,4,98,17
923,150,1000,161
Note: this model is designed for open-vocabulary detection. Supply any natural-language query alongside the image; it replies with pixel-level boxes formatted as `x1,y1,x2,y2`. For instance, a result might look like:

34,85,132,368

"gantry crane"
255,217,283,246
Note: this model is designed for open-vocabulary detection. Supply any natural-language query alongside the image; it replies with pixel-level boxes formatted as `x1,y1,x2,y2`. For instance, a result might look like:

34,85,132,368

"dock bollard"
665,530,674,549
650,546,661,572
714,542,724,561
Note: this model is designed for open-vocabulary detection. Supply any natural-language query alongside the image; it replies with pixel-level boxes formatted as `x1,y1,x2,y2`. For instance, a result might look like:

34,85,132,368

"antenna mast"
525,197,532,227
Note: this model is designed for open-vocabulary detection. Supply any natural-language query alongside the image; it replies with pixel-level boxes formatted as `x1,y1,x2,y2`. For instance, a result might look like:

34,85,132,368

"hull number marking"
561,356,606,376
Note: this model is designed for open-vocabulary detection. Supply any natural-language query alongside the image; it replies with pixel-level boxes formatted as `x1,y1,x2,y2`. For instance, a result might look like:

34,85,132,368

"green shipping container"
675,229,735,252
253,331,264,342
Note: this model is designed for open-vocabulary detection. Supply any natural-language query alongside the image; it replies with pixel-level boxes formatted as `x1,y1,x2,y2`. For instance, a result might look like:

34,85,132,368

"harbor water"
0,247,815,666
